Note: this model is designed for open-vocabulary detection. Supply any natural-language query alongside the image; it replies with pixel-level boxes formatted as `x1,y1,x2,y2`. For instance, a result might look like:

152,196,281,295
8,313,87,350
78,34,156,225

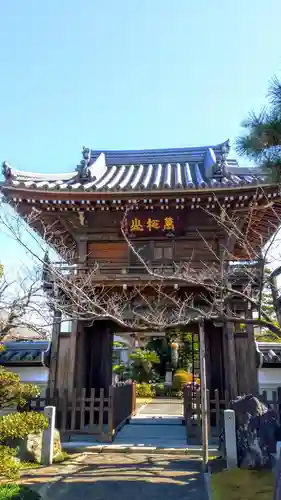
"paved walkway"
22,453,208,500
138,397,184,416
114,415,186,449
63,398,218,454
113,398,186,449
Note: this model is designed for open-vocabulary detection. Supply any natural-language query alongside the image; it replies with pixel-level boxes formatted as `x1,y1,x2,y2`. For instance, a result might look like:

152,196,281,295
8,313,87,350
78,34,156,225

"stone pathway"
114,415,187,449
112,397,186,449
138,398,184,416
21,453,208,500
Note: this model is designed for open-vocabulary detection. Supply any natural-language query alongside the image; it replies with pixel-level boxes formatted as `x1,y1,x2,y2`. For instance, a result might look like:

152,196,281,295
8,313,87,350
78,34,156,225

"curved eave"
1,182,278,199
0,359,47,367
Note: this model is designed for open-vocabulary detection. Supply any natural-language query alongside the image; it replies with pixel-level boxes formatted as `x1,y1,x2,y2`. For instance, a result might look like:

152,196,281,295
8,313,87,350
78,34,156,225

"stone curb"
62,442,220,457
204,469,212,500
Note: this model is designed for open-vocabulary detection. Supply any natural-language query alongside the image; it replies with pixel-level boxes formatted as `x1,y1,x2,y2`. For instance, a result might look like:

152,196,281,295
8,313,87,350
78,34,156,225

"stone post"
41,406,56,465
224,409,238,469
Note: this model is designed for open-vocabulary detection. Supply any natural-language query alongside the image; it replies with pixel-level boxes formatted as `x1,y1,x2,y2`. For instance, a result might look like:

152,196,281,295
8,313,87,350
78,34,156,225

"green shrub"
154,384,183,398
0,484,41,499
53,451,69,463
136,383,155,398
172,369,192,390
129,349,160,383
0,368,39,409
0,412,48,443
0,361,44,480
0,445,21,479
155,383,165,397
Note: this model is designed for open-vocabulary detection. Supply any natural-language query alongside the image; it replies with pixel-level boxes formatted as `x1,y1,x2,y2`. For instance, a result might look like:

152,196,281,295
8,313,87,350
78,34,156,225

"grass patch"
19,461,41,470
211,469,273,500
0,484,40,500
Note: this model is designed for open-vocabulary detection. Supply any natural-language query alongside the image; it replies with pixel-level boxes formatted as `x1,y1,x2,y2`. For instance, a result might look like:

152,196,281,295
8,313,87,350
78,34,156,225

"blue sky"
1,0,281,274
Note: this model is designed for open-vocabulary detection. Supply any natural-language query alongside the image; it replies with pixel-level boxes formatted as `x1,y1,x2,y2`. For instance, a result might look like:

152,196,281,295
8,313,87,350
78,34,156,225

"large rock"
6,428,62,463
230,394,279,469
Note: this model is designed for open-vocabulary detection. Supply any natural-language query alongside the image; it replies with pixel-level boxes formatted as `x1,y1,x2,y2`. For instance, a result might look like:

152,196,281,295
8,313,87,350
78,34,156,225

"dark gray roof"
0,341,50,367
1,140,269,193
257,342,281,367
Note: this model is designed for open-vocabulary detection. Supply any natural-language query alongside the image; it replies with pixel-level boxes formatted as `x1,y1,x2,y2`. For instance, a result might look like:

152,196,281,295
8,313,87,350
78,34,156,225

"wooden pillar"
74,322,87,390
199,322,208,468
204,324,211,391
234,304,258,396
205,321,224,396
48,309,62,396
223,306,238,400
67,319,79,394
86,321,113,394
246,303,258,395
246,321,259,395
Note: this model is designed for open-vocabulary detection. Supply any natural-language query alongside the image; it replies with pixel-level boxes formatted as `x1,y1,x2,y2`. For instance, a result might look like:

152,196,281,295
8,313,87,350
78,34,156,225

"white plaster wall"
119,348,129,364
0,366,49,416
4,366,49,395
258,367,281,400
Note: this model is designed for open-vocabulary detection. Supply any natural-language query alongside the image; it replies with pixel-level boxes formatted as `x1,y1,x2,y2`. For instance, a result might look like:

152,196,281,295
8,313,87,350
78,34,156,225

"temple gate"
2,139,280,415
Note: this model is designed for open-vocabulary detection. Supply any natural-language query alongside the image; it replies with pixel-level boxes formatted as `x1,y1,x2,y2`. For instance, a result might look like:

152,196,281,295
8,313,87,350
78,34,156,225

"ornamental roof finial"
2,162,12,180
221,139,230,158
76,147,92,180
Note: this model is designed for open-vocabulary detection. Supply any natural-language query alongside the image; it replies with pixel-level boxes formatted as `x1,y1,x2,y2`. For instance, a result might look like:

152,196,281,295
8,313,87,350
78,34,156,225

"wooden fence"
27,382,136,442
183,387,229,439
183,387,281,440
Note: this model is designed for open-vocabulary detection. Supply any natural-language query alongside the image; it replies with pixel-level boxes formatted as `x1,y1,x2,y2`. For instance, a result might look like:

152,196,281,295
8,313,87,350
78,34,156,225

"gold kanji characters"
130,215,175,232
163,216,175,231
146,218,160,231
130,218,144,231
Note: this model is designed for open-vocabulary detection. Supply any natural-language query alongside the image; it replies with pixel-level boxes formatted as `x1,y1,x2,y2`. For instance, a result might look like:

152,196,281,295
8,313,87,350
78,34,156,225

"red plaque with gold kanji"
125,211,184,237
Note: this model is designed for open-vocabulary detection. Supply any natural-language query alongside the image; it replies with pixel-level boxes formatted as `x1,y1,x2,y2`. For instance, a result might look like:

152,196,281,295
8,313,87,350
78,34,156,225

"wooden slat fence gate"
183,387,229,440
183,386,281,442
27,382,136,442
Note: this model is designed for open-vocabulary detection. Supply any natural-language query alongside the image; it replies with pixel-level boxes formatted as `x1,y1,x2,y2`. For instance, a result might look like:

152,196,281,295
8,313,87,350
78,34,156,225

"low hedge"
0,412,48,442
136,383,155,398
136,383,183,399
0,412,48,479
0,485,41,500
154,384,182,398
172,369,193,390
0,445,21,479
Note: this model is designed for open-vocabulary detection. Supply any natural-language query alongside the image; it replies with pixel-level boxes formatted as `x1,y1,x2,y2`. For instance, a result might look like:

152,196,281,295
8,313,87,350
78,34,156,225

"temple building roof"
0,341,50,367
1,140,269,193
257,342,281,368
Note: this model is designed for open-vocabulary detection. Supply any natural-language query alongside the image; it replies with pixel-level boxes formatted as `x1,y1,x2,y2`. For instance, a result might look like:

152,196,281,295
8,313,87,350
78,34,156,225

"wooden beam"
57,215,77,240
77,238,87,263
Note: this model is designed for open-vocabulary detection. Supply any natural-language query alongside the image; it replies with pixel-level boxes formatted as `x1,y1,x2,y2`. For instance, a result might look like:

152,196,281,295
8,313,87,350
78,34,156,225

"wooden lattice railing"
183,386,281,441
27,382,136,442
183,387,229,439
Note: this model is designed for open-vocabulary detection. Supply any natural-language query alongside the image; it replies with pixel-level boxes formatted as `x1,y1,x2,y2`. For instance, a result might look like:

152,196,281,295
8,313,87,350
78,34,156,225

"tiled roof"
1,140,268,193
0,341,50,366
257,342,281,367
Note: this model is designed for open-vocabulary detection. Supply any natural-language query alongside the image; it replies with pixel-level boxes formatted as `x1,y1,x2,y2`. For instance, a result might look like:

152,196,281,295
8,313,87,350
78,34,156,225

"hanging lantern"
170,342,179,369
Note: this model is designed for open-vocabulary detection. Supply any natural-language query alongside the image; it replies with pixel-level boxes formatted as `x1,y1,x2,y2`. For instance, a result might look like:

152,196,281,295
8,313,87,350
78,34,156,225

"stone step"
62,441,220,457
130,416,184,425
